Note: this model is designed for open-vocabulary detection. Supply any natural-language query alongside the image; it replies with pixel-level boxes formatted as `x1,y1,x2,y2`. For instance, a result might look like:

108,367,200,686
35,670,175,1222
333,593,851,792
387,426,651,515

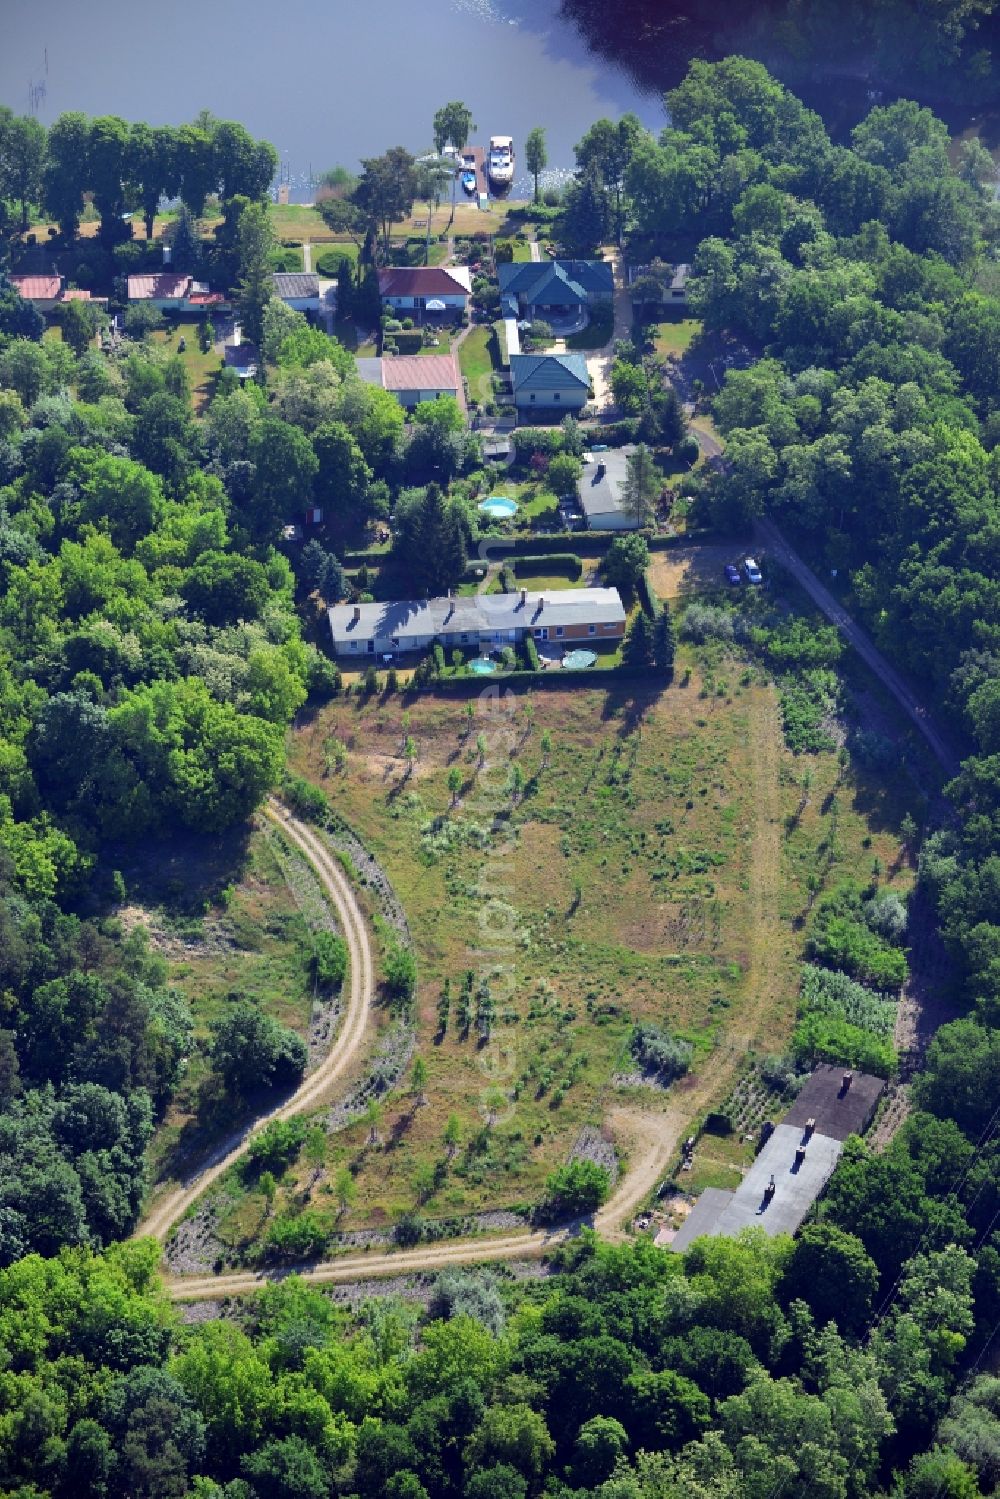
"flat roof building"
670,1065,885,1253
329,586,625,659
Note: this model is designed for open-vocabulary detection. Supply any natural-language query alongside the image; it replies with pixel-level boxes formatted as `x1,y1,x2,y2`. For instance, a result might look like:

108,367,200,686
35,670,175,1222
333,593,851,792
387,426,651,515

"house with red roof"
377,266,471,316
356,351,465,413
10,275,65,312
126,273,229,313
11,275,109,315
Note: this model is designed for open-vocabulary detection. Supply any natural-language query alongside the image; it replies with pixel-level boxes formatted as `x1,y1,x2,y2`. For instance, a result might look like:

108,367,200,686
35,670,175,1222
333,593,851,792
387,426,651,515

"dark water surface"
0,0,664,196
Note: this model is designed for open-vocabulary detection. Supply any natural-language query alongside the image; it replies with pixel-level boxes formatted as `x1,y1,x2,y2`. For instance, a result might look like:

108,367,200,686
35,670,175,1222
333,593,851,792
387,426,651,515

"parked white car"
744,556,763,584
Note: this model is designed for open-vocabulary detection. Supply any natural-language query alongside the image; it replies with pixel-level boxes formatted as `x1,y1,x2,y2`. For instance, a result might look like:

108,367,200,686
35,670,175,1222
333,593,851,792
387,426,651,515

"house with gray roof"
670,1065,885,1252
509,353,590,414
498,259,613,319
272,272,321,312
328,586,625,659
580,447,640,531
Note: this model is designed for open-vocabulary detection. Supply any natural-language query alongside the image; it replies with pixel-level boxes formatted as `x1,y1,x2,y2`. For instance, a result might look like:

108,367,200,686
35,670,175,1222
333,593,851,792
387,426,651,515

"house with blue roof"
509,353,591,413
498,260,614,320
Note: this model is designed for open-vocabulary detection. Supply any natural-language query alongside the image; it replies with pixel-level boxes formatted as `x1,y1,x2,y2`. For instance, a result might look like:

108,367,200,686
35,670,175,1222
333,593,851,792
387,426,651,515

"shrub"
312,930,348,988
246,1116,309,1173
383,941,416,1005
538,1160,610,1221
863,890,908,943
681,604,737,644
523,635,540,671
282,774,328,823
631,1023,693,1082
808,913,908,989
395,1211,426,1246
432,642,446,676
315,249,352,277
265,1209,331,1260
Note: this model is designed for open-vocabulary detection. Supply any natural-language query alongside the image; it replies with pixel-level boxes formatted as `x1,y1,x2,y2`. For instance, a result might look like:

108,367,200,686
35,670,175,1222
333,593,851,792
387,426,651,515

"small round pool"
563,649,598,670
478,496,519,520
469,657,497,676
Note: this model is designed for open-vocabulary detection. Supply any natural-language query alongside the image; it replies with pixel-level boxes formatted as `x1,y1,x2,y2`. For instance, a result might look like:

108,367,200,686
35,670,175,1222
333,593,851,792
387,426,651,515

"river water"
0,0,663,198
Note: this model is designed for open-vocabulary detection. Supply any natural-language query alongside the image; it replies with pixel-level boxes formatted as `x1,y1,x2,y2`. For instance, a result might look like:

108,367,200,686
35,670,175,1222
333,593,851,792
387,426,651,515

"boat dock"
458,146,491,210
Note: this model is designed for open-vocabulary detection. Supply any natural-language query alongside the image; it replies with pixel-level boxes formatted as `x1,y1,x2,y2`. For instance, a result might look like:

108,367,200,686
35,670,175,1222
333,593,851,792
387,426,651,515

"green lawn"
269,203,326,240
565,301,615,351
459,323,503,398
511,240,535,262
652,319,702,357
315,242,359,276
151,319,223,413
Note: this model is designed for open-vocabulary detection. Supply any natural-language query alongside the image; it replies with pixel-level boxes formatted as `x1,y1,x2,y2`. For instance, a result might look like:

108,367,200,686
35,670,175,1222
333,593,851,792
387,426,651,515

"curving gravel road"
164,1107,679,1300
137,800,375,1243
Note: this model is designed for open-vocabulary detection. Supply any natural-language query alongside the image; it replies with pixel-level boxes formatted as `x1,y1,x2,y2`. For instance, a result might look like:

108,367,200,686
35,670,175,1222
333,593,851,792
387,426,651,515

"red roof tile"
60,288,107,302
377,266,471,299
11,275,62,300
126,272,192,301
380,353,461,391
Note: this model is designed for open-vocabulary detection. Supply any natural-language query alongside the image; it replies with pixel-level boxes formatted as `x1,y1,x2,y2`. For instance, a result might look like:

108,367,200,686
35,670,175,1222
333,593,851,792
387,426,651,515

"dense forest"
0,60,997,1499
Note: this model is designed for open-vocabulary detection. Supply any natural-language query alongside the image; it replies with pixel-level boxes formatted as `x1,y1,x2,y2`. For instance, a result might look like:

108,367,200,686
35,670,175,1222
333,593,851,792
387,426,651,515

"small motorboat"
461,169,477,196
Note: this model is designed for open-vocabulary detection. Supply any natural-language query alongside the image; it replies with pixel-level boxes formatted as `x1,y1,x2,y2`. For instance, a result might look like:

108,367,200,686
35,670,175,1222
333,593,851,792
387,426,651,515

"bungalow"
627,262,691,307
10,275,109,314
355,352,464,413
223,333,259,380
509,352,589,413
580,447,639,531
272,271,321,313
498,259,613,320
377,266,471,316
126,273,229,313
10,275,63,312
329,586,625,658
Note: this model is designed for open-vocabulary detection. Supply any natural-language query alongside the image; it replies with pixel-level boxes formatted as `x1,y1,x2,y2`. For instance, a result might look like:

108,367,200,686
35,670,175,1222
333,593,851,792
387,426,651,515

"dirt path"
756,518,961,777
137,800,375,1243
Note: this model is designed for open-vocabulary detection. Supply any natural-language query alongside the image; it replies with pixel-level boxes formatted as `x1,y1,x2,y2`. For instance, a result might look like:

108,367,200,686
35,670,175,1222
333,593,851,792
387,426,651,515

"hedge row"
513,554,583,580
636,568,660,618
343,529,718,567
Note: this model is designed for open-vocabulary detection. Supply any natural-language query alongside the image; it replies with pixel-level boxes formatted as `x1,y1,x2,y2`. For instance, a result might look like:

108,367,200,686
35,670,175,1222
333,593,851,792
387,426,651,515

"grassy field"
150,319,223,413
220,602,909,1250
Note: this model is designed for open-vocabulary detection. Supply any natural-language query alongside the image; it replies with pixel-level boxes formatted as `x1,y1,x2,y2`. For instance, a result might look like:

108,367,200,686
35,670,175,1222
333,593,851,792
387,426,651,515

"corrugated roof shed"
127,272,192,301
